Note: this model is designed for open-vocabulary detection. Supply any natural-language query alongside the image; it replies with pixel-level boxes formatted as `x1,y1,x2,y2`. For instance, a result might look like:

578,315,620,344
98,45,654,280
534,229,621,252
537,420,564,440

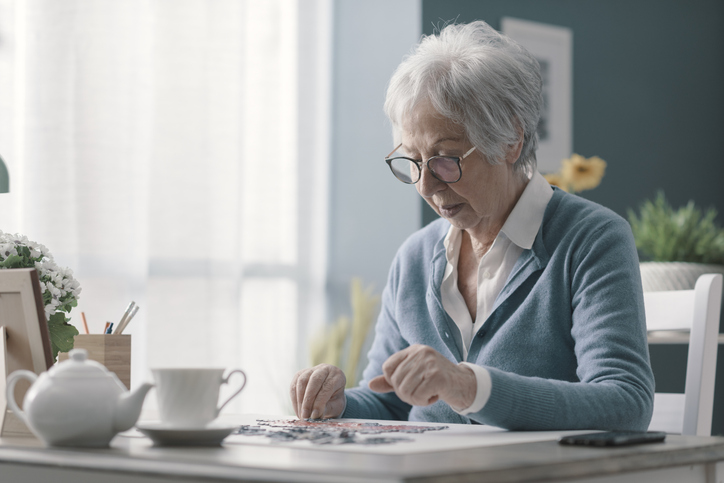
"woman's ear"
505,128,525,166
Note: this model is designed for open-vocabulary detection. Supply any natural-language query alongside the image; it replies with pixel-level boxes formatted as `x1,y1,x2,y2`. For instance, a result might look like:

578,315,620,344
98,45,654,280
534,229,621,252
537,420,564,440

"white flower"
0,243,17,259
42,261,57,273
39,247,51,259
11,234,29,245
0,233,81,319
48,284,61,298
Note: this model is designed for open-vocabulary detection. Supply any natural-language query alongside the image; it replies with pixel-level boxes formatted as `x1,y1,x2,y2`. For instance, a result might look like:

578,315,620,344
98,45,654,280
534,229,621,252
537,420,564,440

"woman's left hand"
368,344,476,410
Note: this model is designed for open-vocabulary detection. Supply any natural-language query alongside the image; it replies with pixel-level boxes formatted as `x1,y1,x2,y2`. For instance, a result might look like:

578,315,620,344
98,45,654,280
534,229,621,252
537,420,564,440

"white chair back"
645,273,722,436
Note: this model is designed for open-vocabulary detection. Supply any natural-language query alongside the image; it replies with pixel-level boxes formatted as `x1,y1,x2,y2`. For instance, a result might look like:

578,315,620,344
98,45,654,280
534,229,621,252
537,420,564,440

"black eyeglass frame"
384,143,477,184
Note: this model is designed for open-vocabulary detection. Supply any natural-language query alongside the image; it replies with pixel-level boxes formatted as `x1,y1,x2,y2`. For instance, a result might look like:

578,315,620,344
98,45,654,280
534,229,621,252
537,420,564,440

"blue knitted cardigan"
343,188,655,431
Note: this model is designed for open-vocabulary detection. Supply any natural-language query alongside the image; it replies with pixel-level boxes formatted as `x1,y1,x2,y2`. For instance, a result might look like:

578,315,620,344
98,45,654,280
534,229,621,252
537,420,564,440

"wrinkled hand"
290,364,347,420
368,344,476,410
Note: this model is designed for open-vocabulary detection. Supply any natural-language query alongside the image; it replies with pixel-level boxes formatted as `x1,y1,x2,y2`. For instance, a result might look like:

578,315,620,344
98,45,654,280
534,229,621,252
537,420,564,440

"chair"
645,273,722,436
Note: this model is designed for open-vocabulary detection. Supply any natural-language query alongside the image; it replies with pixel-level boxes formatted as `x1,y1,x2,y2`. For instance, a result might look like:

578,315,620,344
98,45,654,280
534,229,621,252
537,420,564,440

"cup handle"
6,370,38,427
216,369,247,415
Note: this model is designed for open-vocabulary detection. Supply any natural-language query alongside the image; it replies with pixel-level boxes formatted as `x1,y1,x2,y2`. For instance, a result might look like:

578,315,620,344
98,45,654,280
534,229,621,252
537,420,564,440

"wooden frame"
0,268,53,436
501,17,573,174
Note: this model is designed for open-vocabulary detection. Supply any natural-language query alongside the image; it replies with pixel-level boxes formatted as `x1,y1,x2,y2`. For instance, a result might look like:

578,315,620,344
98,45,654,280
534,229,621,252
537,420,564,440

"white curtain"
0,0,331,415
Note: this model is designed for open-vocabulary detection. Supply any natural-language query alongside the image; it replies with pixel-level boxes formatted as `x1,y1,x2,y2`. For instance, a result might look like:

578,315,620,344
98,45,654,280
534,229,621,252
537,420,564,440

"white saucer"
136,422,236,446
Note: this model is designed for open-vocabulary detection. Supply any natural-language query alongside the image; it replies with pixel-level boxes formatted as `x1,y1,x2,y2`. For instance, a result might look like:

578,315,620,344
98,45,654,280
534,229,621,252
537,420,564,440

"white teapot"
6,348,153,447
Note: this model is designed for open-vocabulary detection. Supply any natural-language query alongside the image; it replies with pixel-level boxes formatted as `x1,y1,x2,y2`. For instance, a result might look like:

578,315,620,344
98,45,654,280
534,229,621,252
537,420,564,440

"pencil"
103,322,110,333
81,312,90,334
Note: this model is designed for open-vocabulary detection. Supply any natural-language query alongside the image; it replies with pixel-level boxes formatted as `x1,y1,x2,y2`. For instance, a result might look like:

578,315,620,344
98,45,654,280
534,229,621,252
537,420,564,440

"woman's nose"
416,165,445,198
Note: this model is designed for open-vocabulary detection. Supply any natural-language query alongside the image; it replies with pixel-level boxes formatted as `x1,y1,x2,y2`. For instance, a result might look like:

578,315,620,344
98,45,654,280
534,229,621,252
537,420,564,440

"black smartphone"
558,431,666,447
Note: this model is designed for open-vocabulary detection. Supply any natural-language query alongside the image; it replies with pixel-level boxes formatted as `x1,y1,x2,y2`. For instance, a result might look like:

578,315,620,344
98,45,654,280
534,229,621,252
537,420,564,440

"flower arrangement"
310,278,380,388
544,153,607,193
0,232,81,361
627,192,724,264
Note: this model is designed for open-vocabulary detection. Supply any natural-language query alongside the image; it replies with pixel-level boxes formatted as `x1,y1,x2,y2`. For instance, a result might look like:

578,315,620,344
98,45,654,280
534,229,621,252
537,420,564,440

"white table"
1,415,723,483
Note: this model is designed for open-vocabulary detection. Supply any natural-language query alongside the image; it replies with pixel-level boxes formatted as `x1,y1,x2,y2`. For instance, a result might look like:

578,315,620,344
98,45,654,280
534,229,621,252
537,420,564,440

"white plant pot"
639,262,724,292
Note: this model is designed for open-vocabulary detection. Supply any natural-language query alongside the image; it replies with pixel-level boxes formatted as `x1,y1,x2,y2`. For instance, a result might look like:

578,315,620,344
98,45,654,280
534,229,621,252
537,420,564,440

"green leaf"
628,191,724,264
47,312,79,363
17,245,31,259
0,254,26,269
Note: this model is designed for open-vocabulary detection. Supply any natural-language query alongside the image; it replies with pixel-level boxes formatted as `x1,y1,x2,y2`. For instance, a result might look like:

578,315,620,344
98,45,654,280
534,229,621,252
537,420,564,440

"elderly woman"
290,21,654,430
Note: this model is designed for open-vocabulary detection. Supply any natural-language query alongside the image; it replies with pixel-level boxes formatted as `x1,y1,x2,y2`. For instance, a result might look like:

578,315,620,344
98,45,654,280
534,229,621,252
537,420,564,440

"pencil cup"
57,334,132,389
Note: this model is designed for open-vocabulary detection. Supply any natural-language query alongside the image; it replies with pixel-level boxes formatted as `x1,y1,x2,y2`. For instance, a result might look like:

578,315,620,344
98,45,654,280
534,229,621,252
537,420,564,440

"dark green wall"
422,0,724,435
421,0,724,226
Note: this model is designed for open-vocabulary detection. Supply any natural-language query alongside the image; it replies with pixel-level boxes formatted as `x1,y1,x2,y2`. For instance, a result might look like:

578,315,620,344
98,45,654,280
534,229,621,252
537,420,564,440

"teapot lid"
49,349,113,379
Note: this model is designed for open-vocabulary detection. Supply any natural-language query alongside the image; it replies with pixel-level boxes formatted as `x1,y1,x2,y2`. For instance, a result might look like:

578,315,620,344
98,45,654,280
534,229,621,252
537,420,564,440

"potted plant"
627,192,724,291
0,232,82,361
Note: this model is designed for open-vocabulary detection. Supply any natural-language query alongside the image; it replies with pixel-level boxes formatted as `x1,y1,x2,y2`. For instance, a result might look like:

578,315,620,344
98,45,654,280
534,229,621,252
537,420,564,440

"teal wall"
421,0,724,226
421,0,724,436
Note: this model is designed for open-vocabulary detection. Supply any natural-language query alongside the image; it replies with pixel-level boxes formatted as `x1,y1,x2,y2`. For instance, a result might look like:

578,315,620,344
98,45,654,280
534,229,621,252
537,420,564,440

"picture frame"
501,17,573,174
0,268,53,436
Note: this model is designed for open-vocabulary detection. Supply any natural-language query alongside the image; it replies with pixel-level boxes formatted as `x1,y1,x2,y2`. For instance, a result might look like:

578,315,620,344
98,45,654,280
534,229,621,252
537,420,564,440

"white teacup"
151,368,246,428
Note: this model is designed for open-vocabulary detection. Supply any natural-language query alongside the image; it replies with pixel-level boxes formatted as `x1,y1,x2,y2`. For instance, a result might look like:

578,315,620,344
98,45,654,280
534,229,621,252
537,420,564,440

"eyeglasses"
384,144,476,184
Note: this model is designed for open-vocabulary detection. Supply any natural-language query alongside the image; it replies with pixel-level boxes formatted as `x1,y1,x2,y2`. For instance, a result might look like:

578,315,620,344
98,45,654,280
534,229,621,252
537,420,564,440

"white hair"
384,21,543,174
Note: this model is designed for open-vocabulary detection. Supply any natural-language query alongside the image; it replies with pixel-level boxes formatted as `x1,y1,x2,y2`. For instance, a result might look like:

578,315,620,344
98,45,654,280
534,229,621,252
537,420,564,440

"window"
0,0,331,415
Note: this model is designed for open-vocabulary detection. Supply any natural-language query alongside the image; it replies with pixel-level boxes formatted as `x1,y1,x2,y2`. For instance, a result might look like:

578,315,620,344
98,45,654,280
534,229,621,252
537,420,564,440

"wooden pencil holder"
57,334,132,389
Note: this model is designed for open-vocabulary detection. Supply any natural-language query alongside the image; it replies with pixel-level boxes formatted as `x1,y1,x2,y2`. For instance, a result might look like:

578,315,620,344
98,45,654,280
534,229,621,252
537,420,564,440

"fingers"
289,364,346,420
392,352,435,403
323,385,347,419
377,345,451,406
300,369,315,417
368,375,394,393
289,369,310,418
382,344,424,391
303,367,342,419
368,346,414,394
380,348,409,382
405,369,441,406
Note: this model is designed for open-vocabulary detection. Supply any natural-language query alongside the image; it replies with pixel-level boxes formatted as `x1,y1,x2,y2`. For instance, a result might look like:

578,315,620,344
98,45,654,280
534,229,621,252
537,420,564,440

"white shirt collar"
500,171,553,250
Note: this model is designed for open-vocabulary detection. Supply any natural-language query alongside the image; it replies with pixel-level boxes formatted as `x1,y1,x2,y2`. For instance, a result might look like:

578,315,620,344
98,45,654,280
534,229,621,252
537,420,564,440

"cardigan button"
477,330,486,338
444,331,450,338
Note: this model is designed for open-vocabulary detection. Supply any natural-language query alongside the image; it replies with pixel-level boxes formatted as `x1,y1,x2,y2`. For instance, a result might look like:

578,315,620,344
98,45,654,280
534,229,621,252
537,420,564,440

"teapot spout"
114,382,154,432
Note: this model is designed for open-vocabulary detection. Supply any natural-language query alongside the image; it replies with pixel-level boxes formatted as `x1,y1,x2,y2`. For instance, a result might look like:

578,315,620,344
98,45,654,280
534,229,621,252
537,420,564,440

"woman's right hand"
290,364,347,420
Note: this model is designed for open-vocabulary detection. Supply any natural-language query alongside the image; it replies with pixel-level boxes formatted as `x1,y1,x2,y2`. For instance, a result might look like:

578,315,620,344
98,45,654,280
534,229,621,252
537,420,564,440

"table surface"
1,415,724,483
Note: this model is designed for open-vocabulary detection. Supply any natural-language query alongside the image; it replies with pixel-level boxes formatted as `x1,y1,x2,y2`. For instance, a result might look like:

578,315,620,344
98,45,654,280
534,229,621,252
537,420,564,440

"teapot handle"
6,370,38,427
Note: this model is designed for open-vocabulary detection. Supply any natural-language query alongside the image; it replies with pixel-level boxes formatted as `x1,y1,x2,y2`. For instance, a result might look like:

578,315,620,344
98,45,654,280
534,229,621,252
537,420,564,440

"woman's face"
399,101,526,239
